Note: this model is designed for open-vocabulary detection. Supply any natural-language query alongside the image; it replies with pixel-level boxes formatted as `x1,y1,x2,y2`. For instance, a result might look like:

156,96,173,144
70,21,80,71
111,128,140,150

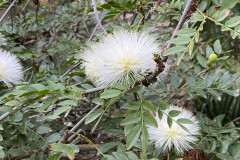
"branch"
91,0,107,35
0,0,18,23
167,0,194,49
142,0,194,86
68,104,101,135
88,24,99,41
0,107,17,121
62,62,81,77
82,86,106,94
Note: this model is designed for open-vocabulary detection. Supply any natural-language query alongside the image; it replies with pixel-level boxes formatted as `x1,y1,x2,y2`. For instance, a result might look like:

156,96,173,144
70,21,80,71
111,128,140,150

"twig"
52,0,61,76
0,107,17,121
77,144,100,151
224,117,240,127
142,0,194,86
68,104,101,135
83,20,90,36
28,58,35,84
0,0,18,23
62,62,81,77
91,0,107,35
67,128,82,142
167,0,194,49
23,0,31,11
87,24,99,41
82,86,106,94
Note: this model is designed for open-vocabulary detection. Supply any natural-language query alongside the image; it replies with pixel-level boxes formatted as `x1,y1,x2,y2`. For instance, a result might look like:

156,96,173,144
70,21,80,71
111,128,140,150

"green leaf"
232,144,240,158
213,39,222,54
85,108,104,124
47,80,60,91
204,73,217,87
36,125,50,134
220,0,239,9
100,89,121,99
169,110,181,117
178,123,190,133
124,124,134,135
159,102,168,110
216,153,235,160
120,112,141,126
50,143,80,153
141,125,149,153
99,142,118,153
206,46,214,57
219,140,229,153
187,74,195,86
122,102,140,110
193,12,204,21
47,133,61,143
162,46,185,56
8,149,25,156
218,72,231,88
197,53,207,68
126,124,141,150
222,89,239,97
174,28,196,37
195,31,199,43
188,41,194,56
198,1,207,11
171,73,180,88
225,16,240,27
167,116,172,128
0,147,5,158
158,109,163,119
105,155,116,160
112,152,128,160
143,111,158,128
141,153,148,160
208,89,221,101
53,106,71,117
177,118,194,124
142,100,155,112
126,152,138,160
216,9,229,21
167,37,191,45
46,153,62,160
66,147,75,160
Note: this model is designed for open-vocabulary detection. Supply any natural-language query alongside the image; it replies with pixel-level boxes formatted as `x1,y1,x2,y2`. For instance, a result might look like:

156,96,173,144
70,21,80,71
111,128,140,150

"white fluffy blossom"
0,49,23,87
147,105,200,155
81,30,159,87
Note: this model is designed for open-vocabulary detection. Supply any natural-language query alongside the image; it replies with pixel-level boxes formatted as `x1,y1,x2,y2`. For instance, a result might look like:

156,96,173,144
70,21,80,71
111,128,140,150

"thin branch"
23,0,31,11
91,0,107,35
88,24,99,41
52,0,61,76
68,104,101,135
82,86,106,94
167,0,194,49
0,107,17,121
67,128,82,142
62,62,81,77
28,58,35,84
0,0,18,23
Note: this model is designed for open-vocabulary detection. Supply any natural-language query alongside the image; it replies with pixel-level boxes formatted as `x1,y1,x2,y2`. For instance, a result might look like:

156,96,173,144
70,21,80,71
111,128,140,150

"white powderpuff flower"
147,105,200,155
82,30,159,87
0,49,23,87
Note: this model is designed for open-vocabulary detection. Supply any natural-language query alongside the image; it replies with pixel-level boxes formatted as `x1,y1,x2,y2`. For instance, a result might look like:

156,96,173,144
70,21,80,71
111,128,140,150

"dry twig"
91,0,107,35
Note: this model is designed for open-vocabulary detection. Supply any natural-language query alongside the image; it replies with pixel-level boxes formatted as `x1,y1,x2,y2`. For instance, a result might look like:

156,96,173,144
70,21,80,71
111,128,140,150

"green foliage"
0,0,239,160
